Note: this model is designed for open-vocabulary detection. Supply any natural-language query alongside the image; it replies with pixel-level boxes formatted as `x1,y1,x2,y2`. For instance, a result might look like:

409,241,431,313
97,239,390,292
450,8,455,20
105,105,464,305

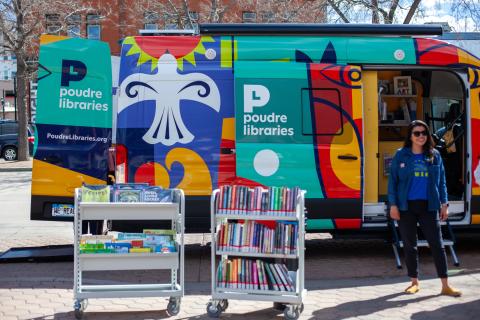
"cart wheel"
167,298,180,316
284,306,300,320
207,302,222,318
74,309,83,320
299,303,304,313
219,299,229,311
73,299,85,319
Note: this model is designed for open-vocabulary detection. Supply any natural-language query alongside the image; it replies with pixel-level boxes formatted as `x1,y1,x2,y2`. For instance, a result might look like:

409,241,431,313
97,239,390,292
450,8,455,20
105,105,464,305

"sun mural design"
122,36,215,71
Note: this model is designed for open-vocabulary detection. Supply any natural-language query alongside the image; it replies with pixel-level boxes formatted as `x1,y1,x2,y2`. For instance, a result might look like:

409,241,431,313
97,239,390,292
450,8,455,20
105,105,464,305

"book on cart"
208,184,306,319
73,187,185,318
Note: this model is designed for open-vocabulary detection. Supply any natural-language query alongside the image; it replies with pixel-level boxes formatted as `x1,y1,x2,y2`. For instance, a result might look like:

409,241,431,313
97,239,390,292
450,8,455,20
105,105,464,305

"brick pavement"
1,234,479,320
1,164,479,319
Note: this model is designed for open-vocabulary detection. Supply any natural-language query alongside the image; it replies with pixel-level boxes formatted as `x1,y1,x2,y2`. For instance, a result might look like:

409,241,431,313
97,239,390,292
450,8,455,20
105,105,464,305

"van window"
301,88,343,135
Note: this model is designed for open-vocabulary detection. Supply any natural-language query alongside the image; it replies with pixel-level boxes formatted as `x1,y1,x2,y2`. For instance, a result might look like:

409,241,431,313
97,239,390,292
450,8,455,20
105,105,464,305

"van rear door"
31,35,112,221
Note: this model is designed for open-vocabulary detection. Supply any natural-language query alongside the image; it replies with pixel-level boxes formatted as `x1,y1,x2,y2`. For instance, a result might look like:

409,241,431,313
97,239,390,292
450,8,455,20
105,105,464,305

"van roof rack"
139,29,196,36
199,23,443,36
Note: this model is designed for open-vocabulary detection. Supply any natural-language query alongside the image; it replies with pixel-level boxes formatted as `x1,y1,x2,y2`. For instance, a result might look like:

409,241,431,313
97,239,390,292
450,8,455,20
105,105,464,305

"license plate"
52,204,75,217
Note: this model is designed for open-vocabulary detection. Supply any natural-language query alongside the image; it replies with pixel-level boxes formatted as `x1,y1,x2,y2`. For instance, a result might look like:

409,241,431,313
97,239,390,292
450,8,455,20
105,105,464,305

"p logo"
244,85,270,113
61,59,87,86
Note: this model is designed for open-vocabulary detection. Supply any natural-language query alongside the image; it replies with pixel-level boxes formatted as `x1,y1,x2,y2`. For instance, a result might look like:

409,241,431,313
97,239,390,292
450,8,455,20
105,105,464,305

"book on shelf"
80,183,176,203
217,185,300,217
216,258,295,292
216,220,298,255
81,184,110,202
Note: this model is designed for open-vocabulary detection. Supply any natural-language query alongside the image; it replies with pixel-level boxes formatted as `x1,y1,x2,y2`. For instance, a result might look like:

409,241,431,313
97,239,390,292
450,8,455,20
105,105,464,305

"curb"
0,167,32,172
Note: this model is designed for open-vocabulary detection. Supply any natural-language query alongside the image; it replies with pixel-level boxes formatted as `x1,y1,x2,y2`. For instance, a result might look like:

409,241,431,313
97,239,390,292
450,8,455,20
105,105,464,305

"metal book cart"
73,188,185,319
207,188,307,320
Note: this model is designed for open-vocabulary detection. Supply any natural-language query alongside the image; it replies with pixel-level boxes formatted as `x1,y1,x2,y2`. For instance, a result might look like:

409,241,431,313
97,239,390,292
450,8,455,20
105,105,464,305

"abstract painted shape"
165,148,212,195
308,64,363,199
253,149,280,177
119,53,220,146
415,38,459,66
134,148,212,195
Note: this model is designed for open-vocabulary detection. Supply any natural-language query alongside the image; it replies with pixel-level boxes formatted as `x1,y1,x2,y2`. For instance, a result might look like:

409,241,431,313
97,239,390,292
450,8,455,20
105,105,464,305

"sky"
411,0,478,32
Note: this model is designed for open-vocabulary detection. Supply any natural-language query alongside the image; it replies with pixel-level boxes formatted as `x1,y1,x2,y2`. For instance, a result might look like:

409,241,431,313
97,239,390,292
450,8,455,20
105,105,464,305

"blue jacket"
388,147,448,211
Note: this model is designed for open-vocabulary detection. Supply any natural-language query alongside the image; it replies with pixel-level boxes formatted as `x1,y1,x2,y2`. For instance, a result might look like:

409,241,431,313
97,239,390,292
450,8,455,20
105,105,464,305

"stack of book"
81,183,174,203
216,258,296,292
79,229,176,254
217,185,300,217
217,220,298,255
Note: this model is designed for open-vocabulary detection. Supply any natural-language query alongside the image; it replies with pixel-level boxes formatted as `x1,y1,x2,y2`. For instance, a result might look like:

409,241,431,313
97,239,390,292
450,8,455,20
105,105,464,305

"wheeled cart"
73,188,185,319
207,187,307,320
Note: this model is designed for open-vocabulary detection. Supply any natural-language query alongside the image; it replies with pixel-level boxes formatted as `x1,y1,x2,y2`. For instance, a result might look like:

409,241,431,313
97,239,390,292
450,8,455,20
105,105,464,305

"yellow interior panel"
362,71,378,202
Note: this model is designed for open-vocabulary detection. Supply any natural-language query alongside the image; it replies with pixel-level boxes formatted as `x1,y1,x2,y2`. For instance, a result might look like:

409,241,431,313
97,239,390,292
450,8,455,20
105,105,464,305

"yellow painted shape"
31,160,105,197
40,34,69,45
473,186,480,196
165,148,212,196
362,71,378,202
330,122,361,190
221,38,233,68
234,40,238,61
221,118,235,141
458,48,480,67
470,86,480,120
350,66,363,120
472,214,480,224
153,162,170,188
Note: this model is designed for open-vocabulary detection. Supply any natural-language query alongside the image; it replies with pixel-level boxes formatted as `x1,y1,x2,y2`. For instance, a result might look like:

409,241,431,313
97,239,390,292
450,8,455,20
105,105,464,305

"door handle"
220,148,235,155
338,154,358,160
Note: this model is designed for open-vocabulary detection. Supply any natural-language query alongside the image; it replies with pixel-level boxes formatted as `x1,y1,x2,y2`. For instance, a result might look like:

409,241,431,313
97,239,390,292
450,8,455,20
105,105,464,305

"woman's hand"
440,205,449,221
390,205,400,220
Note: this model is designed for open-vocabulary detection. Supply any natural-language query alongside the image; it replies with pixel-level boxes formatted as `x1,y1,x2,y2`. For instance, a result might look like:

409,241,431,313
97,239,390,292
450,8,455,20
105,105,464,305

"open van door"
234,61,363,230
31,35,112,221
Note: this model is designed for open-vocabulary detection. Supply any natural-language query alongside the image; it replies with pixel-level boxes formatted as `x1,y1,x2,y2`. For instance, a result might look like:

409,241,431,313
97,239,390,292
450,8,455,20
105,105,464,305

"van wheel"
3,146,17,161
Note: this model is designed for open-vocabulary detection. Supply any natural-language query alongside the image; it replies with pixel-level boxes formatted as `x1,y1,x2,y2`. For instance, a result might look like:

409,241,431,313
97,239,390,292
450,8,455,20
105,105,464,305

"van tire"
3,146,17,161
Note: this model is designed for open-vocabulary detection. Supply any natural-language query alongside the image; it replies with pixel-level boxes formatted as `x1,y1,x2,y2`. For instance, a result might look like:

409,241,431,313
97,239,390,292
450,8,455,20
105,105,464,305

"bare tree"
449,0,480,31
326,0,422,24
0,0,105,161
255,0,327,23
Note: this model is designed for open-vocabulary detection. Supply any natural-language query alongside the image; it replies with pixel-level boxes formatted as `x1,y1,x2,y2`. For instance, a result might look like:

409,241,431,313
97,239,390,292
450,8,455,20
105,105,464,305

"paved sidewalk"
0,260,478,319
0,158,32,172
1,235,479,320
1,170,479,319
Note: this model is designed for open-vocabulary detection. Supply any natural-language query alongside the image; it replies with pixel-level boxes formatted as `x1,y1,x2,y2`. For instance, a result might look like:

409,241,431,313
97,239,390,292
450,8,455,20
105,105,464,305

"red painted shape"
309,64,360,199
217,139,236,186
415,38,459,66
335,218,361,229
134,36,201,59
134,161,156,186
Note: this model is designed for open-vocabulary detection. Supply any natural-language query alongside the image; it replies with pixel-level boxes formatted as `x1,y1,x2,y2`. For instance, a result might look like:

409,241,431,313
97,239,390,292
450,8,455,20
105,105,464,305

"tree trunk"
16,57,29,161
371,0,379,23
403,0,421,24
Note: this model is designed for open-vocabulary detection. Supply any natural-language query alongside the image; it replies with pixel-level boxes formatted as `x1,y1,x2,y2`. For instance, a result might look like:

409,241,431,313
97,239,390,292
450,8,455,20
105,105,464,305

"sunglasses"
412,130,428,137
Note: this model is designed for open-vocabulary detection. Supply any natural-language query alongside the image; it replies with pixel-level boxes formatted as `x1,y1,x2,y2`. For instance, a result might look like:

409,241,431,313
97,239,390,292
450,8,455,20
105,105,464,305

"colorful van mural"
31,27,480,233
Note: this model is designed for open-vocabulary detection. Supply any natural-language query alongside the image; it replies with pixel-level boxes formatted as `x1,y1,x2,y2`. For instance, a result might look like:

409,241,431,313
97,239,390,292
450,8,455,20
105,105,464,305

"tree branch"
327,0,350,23
403,0,421,24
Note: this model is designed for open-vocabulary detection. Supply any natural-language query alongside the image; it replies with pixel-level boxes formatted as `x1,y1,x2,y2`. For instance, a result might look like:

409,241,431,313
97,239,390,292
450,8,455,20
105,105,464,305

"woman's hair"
403,120,434,160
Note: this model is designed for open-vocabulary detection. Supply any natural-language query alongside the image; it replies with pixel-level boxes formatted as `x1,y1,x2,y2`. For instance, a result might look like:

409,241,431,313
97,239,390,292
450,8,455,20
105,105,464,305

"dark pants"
398,200,448,279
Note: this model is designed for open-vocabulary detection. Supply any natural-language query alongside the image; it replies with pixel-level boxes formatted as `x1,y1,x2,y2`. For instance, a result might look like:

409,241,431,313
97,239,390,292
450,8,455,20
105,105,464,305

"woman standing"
388,120,461,296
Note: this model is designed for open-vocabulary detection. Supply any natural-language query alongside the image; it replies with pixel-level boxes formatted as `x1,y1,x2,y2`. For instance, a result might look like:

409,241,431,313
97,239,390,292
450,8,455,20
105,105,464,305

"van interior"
363,69,467,224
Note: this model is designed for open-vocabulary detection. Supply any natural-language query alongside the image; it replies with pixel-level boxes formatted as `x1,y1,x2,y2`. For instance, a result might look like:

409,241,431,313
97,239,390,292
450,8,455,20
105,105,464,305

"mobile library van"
31,24,480,234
